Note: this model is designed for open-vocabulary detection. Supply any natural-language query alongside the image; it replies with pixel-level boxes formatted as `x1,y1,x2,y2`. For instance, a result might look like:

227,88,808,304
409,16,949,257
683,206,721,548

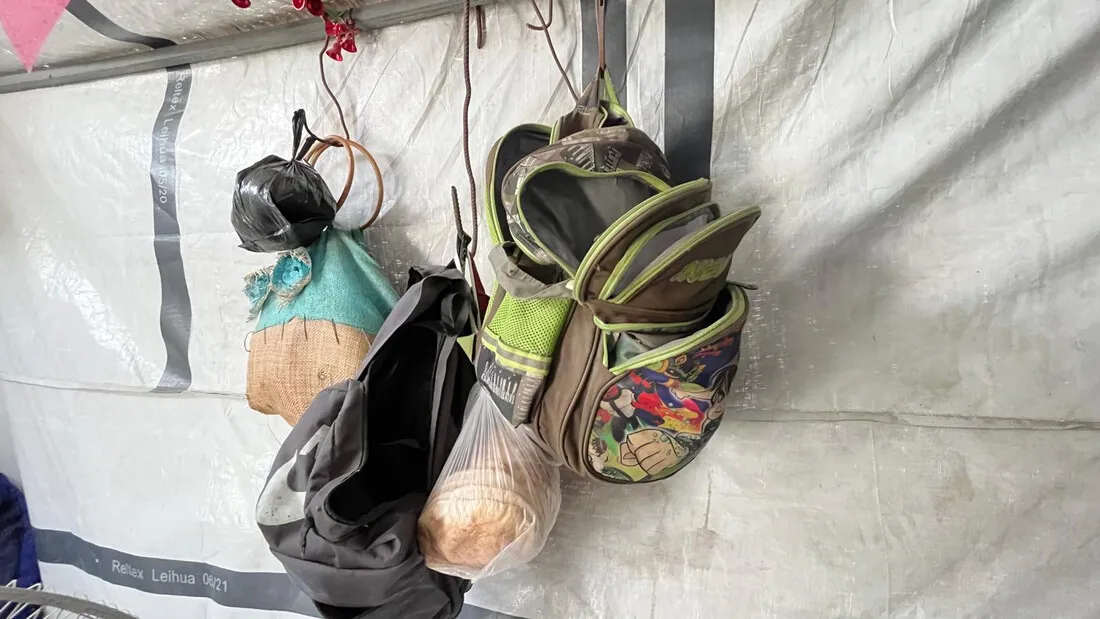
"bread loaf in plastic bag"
418,385,561,580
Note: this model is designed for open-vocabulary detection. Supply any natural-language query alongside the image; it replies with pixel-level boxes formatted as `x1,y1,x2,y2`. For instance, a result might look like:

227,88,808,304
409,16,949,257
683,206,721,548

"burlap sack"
246,317,373,426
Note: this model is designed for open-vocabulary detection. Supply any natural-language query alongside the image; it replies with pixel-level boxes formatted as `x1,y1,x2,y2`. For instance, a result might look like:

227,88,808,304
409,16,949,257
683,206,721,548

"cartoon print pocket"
584,286,748,483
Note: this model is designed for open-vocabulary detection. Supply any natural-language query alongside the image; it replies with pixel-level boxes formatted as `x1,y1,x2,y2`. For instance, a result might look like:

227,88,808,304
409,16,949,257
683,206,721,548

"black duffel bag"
256,264,477,619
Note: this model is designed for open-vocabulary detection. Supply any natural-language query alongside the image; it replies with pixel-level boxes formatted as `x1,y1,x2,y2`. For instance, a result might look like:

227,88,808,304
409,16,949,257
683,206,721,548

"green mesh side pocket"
477,294,572,424
488,296,571,357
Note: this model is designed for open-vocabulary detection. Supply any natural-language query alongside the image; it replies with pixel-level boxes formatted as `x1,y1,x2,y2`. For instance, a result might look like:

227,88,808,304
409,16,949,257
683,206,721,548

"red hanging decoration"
231,1,360,62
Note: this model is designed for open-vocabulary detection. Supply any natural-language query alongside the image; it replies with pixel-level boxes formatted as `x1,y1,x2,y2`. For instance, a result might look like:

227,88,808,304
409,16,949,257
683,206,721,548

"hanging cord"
529,0,578,102
454,0,490,315
451,0,479,261
311,38,387,230
462,0,477,255
319,37,351,141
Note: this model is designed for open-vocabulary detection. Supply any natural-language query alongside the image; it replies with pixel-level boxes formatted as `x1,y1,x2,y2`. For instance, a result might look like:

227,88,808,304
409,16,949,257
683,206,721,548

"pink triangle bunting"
0,0,71,72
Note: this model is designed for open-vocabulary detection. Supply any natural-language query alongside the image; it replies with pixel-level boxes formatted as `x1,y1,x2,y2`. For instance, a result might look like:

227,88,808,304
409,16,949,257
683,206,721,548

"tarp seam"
5,370,1097,431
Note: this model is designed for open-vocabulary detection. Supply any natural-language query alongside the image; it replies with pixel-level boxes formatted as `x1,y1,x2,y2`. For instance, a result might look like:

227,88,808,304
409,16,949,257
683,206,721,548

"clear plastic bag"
418,385,561,580
231,110,337,253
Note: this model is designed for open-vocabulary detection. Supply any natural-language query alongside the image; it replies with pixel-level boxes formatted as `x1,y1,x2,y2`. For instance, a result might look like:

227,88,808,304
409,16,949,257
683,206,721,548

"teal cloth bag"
251,228,398,333
245,228,399,424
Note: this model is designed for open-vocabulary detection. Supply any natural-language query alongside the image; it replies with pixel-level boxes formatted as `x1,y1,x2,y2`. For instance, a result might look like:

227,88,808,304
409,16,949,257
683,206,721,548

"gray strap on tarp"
664,0,716,182
34,528,515,617
67,0,195,392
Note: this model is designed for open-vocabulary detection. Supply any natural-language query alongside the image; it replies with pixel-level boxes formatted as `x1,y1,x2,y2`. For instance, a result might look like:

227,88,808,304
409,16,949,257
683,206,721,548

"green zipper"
485,124,552,246
593,314,708,333
611,206,761,304
574,178,710,299
608,285,747,375
513,162,673,275
598,201,720,300
549,119,563,144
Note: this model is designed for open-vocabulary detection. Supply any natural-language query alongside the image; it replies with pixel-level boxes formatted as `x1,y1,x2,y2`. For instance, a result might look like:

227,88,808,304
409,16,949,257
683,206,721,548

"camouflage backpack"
477,72,760,483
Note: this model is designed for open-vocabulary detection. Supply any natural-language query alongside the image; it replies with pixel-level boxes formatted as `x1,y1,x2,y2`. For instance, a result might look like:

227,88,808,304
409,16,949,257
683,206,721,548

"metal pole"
0,0,497,95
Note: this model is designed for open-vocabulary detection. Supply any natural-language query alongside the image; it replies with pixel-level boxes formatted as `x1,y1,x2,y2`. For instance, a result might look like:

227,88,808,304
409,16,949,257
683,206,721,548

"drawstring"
318,37,351,141
526,0,554,30
529,0,577,102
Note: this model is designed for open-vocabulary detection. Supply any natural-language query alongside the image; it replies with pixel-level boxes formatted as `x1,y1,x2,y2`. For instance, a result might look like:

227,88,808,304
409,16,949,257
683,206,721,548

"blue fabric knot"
243,247,313,320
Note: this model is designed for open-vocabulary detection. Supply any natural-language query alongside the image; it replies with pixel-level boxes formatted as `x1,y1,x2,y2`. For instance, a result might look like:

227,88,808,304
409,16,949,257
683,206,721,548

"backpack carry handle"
593,0,626,113
552,0,630,138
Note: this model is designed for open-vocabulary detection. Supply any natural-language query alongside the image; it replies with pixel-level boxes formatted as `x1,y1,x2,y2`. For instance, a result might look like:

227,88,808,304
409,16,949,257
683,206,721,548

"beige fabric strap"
488,244,573,299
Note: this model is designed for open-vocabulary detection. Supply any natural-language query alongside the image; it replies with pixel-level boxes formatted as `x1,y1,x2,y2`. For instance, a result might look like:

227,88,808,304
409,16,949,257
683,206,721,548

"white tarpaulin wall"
2,0,1100,617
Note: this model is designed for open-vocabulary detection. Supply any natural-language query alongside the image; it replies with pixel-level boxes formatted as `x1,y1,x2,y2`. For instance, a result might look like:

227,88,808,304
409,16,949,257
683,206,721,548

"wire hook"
528,0,578,101
596,0,607,73
526,0,554,30
475,4,487,48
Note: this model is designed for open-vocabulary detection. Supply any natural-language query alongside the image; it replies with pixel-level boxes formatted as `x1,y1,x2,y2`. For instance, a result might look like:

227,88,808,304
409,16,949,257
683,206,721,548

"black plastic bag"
232,110,337,253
